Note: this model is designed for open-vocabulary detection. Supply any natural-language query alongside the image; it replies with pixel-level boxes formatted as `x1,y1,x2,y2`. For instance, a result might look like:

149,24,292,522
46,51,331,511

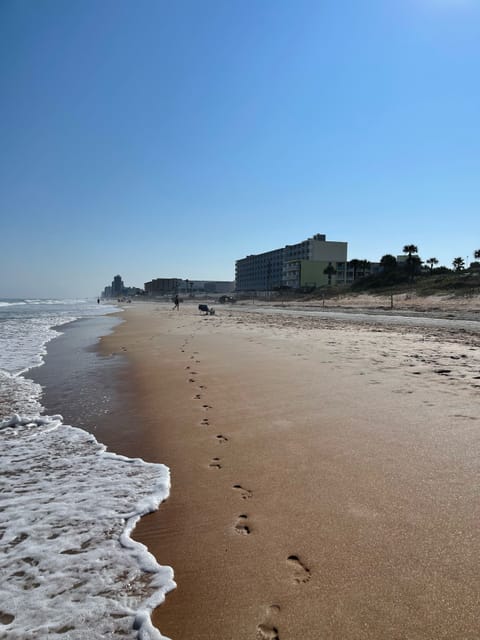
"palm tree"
349,259,361,281
403,244,418,255
452,257,465,272
426,257,438,272
403,244,419,282
323,263,337,286
359,260,371,276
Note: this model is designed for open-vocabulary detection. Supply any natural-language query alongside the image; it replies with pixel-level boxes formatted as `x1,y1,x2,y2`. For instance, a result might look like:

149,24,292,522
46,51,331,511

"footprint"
201,418,210,426
194,394,201,400
188,378,196,383
232,484,253,499
209,458,222,469
234,514,251,535
257,624,279,640
257,605,281,640
287,555,311,583
216,434,228,442
0,611,15,625
202,404,212,410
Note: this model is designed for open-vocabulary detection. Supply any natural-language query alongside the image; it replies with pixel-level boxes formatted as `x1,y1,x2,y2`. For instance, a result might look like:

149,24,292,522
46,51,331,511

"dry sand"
263,292,480,314
100,300,480,640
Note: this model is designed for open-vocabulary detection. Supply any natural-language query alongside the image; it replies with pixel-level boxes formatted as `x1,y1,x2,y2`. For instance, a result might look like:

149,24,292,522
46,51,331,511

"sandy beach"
99,299,480,640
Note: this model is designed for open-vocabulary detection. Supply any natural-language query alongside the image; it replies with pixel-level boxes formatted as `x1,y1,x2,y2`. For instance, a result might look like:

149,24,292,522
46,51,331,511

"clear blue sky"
1,0,479,297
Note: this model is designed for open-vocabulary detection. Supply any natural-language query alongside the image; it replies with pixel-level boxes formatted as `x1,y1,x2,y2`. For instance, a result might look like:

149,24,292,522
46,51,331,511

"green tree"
403,244,418,260
452,257,465,272
403,244,419,282
474,249,480,260
380,254,397,271
349,259,361,281
426,257,439,272
323,262,337,286
359,260,371,276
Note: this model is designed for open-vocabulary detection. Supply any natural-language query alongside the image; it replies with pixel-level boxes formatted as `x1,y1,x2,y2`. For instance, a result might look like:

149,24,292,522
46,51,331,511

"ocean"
0,299,175,640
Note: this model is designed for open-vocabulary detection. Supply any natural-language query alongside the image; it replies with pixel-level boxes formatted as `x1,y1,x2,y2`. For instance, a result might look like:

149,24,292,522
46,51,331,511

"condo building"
111,275,125,297
144,278,235,296
235,234,348,292
144,278,183,296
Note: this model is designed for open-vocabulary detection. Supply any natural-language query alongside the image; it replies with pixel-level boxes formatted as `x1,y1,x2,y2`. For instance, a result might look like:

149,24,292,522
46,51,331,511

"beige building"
236,234,348,291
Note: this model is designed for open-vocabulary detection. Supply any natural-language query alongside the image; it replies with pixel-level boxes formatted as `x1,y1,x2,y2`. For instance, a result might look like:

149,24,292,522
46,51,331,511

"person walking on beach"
173,294,180,311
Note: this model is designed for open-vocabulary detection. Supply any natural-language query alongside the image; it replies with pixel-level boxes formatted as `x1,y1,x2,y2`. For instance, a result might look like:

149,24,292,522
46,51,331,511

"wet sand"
100,301,480,640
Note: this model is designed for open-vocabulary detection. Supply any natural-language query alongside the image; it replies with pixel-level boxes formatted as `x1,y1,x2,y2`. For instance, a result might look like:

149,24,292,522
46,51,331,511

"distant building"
101,275,142,298
111,275,125,297
144,278,234,296
185,280,235,294
144,278,183,296
235,234,348,292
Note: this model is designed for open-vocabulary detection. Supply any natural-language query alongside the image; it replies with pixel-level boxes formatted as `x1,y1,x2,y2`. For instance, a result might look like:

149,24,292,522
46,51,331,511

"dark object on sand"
198,304,215,315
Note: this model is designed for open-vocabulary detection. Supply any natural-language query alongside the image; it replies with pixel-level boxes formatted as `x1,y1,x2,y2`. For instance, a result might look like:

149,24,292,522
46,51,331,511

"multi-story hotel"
144,278,235,296
235,234,348,292
144,278,183,296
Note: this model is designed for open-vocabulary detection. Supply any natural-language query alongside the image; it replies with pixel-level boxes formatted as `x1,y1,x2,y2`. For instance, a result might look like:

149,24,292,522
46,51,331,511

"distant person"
173,294,180,311
97,298,100,304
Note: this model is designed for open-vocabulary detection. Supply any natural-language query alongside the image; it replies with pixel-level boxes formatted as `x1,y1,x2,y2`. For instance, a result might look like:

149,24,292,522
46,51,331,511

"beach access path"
99,300,480,640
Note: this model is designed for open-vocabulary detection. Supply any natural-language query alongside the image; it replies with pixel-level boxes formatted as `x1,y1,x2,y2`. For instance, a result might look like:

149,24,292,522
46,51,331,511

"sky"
1,0,480,297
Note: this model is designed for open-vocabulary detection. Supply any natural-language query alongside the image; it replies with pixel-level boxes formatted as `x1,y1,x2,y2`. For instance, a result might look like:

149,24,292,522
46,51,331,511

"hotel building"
235,234,348,292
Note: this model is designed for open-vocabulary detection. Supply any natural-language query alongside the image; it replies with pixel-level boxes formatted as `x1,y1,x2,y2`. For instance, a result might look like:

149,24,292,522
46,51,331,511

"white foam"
24,299,89,305
0,299,118,377
0,414,176,640
0,301,26,307
0,316,65,375
0,370,43,418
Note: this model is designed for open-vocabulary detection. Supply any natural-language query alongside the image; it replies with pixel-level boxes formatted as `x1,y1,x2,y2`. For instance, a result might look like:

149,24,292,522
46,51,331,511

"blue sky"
1,0,479,297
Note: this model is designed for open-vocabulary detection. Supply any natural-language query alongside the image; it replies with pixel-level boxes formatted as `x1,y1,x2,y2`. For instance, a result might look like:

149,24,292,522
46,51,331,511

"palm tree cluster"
380,245,480,275
349,259,371,280
345,244,480,292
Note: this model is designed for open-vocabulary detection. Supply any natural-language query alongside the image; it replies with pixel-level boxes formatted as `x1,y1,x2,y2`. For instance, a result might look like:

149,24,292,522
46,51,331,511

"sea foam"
0,414,176,640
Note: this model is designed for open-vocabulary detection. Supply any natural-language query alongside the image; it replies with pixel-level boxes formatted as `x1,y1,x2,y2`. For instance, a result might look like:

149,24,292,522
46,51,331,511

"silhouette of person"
173,294,179,310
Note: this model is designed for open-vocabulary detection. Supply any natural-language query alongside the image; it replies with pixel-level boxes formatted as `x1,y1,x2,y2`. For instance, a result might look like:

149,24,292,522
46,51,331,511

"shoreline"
99,301,480,639
29,314,126,432
3,305,176,640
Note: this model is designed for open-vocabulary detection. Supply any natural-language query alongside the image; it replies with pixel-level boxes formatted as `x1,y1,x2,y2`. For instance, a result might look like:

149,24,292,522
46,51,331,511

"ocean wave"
0,300,119,377
0,370,43,418
0,414,176,640
24,299,91,305
0,317,68,376
0,300,27,307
